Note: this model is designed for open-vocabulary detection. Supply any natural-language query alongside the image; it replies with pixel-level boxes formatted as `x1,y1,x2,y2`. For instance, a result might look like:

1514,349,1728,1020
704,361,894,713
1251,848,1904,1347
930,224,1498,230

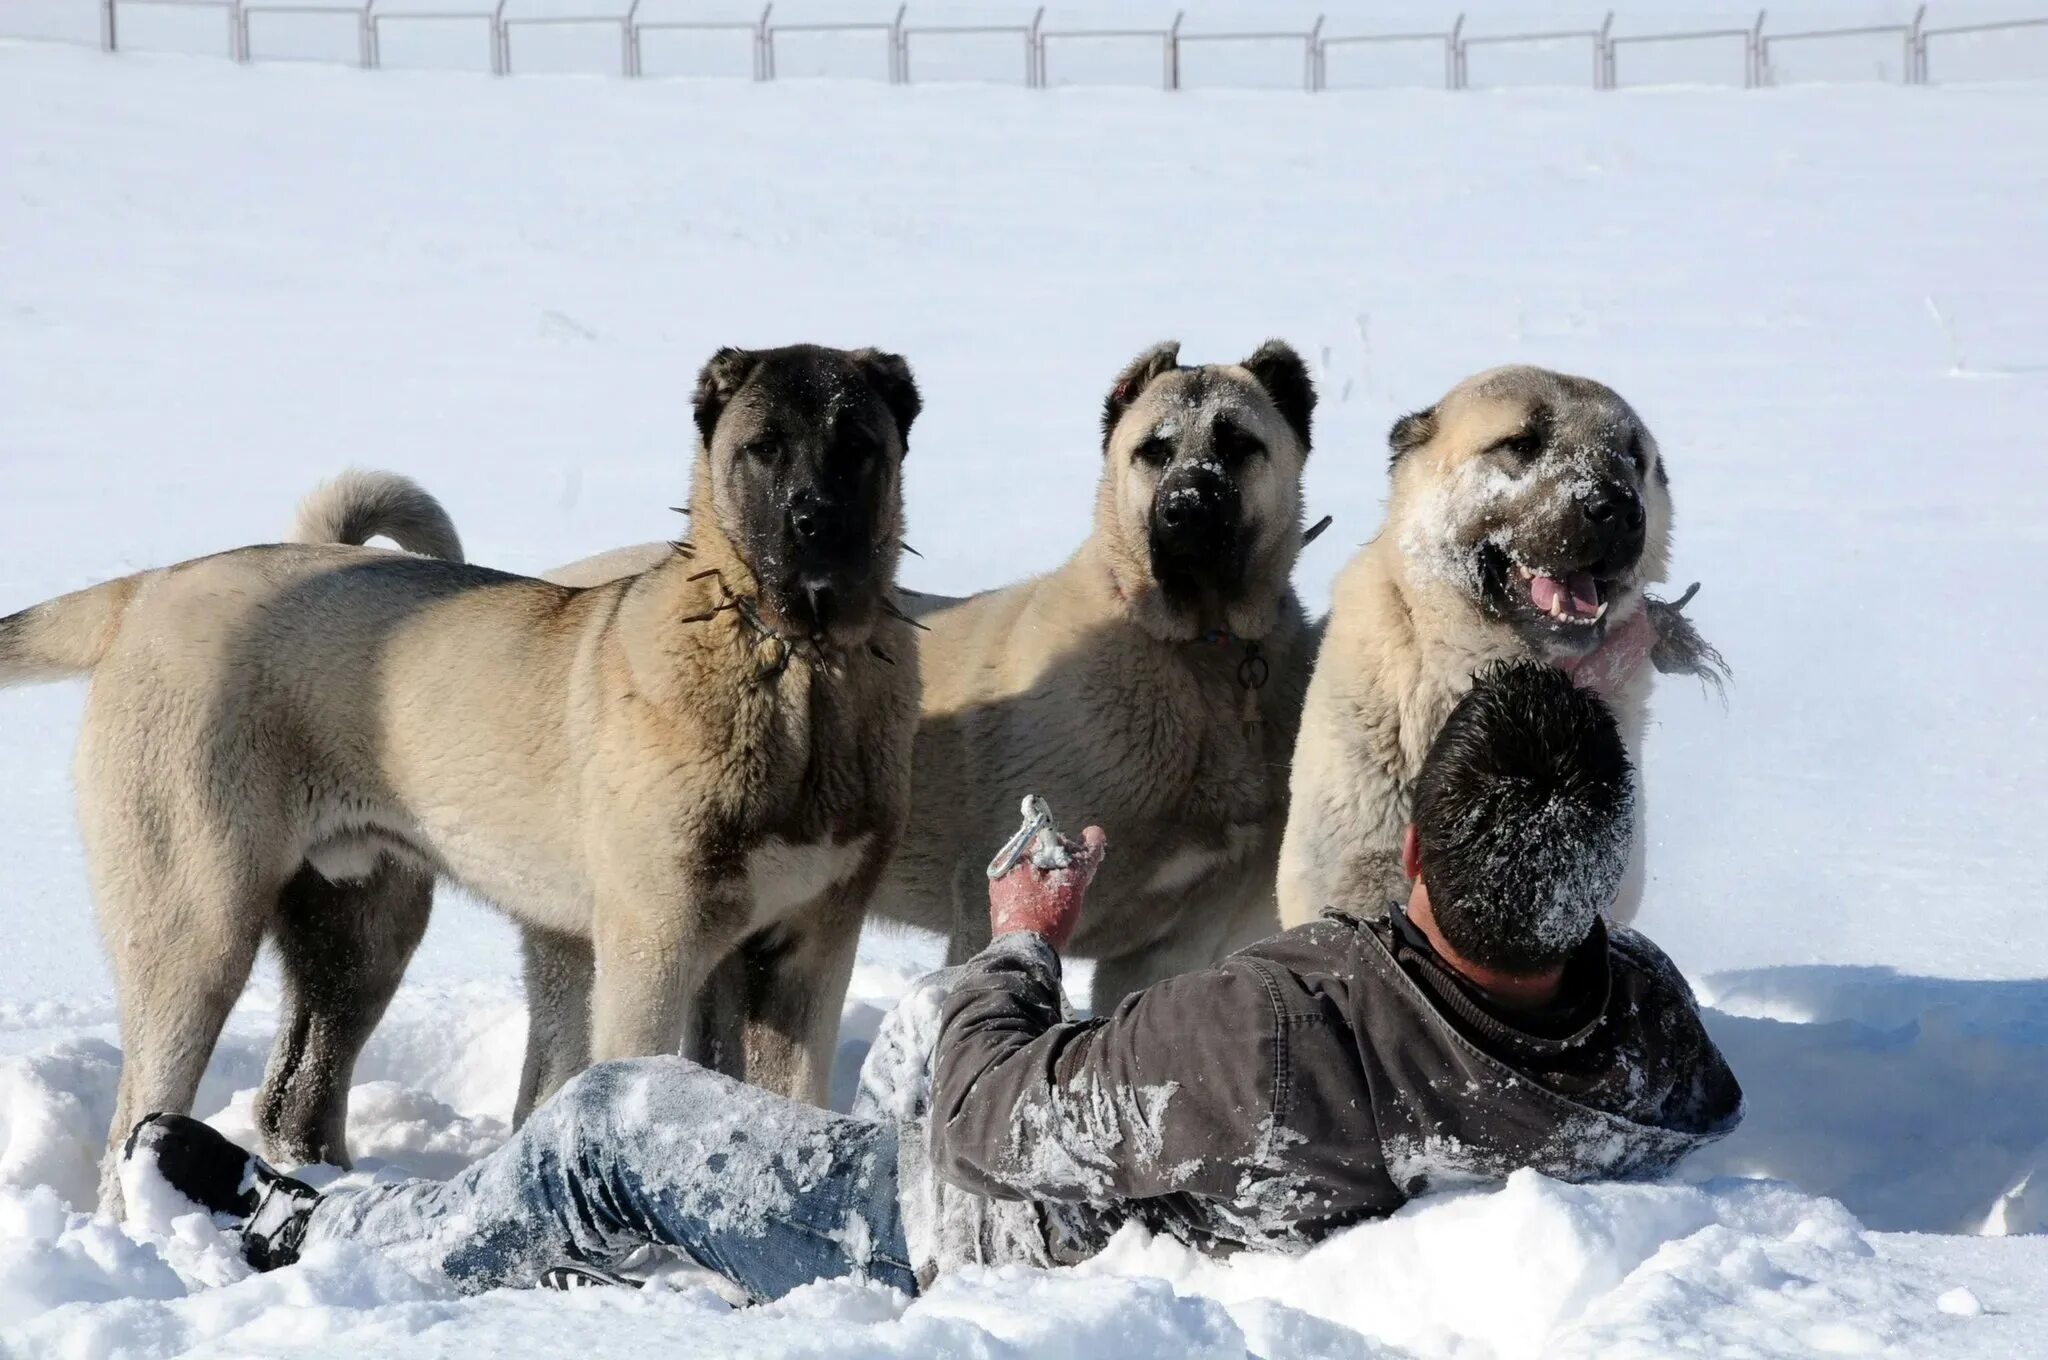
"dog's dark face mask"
694,344,920,647
1098,340,1315,640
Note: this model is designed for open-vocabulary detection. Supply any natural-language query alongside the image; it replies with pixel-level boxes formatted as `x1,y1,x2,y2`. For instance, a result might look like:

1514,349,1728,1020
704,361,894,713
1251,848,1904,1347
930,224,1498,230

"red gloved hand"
988,825,1108,953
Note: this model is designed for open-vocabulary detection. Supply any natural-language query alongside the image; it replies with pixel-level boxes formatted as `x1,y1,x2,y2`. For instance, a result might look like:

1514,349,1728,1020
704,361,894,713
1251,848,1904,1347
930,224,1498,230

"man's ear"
1400,824,1423,882
1387,406,1437,471
1242,340,1316,452
1101,341,1181,451
850,348,922,446
693,347,761,447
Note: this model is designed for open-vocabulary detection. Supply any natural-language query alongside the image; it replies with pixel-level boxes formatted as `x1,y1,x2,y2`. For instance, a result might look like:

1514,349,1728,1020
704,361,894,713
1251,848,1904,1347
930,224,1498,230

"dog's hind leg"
257,860,433,1167
685,945,749,1078
94,861,267,1217
513,925,594,1125
735,895,869,1108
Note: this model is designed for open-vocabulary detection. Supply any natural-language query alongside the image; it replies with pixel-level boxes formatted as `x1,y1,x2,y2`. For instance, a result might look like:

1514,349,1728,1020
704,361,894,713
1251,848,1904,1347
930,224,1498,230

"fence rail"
1606,11,1766,89
1915,12,2048,81
54,1,2048,90
1757,3,1925,83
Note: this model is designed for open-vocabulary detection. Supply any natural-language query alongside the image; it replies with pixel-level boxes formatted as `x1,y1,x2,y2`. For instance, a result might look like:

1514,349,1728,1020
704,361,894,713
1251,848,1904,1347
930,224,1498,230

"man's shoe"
123,1113,321,1271
539,1263,647,1291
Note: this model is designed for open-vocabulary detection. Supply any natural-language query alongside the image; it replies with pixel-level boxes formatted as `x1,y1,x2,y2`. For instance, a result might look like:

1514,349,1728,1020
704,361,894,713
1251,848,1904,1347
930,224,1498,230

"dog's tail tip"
291,469,465,564
0,577,142,687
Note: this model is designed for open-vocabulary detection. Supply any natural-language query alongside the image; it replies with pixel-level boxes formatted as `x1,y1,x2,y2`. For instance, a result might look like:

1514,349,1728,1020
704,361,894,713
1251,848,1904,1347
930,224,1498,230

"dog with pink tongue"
1278,365,1723,929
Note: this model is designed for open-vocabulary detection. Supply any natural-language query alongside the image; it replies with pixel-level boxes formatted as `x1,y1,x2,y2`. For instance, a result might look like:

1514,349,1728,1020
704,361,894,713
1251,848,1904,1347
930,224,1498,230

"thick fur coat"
0,345,924,1209
1278,365,1721,929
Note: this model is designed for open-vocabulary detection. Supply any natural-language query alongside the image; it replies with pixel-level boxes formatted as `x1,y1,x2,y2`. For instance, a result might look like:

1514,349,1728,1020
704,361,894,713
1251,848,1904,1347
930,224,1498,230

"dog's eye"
1625,431,1648,474
1488,431,1541,462
1134,436,1173,467
741,436,781,462
1214,424,1266,464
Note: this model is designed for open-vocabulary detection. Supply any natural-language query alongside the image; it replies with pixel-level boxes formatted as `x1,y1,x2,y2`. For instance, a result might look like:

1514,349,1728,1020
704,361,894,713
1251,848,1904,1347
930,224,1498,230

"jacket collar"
1372,905,1614,1057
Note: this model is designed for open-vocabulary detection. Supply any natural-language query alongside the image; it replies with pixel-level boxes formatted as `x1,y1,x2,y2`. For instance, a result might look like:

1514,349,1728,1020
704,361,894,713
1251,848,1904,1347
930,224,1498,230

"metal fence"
47,0,2048,88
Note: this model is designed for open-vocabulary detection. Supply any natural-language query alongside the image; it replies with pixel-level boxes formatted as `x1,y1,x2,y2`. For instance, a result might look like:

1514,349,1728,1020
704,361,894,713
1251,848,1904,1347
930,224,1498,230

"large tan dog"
546,341,1322,1008
1277,365,1723,929
0,344,923,1209
886,342,1320,1004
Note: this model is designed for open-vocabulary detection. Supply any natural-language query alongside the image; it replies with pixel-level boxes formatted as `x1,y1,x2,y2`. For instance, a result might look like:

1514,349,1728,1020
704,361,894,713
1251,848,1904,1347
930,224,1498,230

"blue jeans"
307,1057,918,1300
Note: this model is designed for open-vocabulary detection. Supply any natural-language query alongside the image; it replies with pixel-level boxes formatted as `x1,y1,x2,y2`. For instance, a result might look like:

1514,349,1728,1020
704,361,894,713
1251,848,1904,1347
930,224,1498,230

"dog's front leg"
588,876,749,1064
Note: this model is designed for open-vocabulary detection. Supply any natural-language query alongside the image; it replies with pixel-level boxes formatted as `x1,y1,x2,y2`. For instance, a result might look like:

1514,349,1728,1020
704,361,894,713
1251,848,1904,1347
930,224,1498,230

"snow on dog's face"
1389,366,1672,662
693,344,920,648
1094,340,1315,643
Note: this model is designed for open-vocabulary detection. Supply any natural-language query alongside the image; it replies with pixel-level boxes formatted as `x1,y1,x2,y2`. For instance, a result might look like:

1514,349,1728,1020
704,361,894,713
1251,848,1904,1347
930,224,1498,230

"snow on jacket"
874,907,1743,1282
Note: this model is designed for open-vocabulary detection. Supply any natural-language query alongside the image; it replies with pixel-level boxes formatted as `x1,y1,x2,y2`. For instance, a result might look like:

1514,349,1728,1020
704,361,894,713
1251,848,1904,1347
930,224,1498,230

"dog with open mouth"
1276,364,1724,930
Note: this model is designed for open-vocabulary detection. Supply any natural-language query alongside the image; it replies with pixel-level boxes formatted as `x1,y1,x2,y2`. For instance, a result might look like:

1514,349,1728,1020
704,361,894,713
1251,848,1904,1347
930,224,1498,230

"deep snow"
2,29,2047,1359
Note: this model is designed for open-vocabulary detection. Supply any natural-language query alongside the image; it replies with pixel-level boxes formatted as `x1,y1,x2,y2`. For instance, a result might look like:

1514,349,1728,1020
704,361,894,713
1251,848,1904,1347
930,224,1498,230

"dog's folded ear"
694,347,763,445
1388,406,1438,468
1242,341,1316,452
850,349,923,444
1101,341,1182,449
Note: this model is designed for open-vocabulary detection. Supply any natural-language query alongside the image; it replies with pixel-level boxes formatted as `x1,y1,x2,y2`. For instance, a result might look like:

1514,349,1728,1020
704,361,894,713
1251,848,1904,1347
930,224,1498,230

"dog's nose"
1157,469,1233,533
1582,483,1644,531
1158,494,1210,532
788,492,849,550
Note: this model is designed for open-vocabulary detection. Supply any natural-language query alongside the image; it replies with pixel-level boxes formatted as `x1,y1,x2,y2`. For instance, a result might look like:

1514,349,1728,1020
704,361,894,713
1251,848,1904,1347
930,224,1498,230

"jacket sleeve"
927,931,1282,1204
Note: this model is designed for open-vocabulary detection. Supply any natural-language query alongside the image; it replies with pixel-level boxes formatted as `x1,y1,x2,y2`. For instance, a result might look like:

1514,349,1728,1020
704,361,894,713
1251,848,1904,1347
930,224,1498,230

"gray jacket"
877,909,1743,1281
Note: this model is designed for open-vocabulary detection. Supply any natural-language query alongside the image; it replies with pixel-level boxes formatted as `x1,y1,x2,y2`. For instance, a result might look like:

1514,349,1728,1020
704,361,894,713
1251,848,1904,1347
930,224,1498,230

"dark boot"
123,1113,321,1271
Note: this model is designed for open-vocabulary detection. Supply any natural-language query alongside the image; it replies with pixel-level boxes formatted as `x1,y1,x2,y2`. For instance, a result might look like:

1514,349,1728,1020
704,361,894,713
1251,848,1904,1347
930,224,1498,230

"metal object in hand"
986,794,1071,879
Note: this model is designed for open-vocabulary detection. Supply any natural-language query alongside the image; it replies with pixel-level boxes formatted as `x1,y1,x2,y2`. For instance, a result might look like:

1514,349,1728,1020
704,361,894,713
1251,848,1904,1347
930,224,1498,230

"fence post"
490,0,508,74
230,0,246,61
100,0,117,51
888,2,905,84
1744,8,1764,87
1446,12,1464,89
1596,10,1612,87
1026,4,1043,87
622,0,640,75
1305,13,1323,91
1166,10,1182,91
358,0,374,67
1906,2,1925,83
755,1,773,80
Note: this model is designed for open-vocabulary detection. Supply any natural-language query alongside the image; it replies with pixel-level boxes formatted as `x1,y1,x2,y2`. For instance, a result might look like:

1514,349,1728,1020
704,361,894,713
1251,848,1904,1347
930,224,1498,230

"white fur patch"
1145,824,1261,894
746,834,873,922
306,836,385,884
1146,845,1224,894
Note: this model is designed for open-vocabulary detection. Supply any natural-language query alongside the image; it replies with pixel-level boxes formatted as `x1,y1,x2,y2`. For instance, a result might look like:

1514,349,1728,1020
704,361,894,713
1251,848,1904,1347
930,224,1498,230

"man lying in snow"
123,659,1741,1299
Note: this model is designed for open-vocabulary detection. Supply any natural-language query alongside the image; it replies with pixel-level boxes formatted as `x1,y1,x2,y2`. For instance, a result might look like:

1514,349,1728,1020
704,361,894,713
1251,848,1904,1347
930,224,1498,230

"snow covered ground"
3,29,2047,1358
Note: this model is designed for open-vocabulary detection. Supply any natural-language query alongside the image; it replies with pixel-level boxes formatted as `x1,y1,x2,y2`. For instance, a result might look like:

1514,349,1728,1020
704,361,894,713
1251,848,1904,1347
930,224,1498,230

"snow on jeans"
304,1057,920,1300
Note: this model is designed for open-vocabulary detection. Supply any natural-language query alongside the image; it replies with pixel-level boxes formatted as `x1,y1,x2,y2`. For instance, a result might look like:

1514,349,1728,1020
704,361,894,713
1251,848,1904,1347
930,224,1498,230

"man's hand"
988,825,1107,953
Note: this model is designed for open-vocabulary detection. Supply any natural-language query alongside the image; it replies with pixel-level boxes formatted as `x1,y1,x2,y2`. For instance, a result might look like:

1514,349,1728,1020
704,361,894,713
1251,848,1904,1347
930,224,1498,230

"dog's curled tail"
291,469,465,563
0,576,145,687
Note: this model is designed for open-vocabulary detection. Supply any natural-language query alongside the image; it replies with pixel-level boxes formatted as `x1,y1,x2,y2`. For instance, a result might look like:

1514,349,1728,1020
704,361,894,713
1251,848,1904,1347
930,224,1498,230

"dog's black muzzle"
1149,467,1245,594
778,491,878,637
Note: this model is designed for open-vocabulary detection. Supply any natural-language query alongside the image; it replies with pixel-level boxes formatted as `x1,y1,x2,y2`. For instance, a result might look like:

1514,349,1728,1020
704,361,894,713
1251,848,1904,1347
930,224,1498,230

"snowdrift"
3,33,2047,1360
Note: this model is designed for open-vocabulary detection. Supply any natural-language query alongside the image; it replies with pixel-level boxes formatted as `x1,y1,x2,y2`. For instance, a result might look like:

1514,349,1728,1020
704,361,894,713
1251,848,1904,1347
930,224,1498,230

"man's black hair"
1411,660,1635,975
